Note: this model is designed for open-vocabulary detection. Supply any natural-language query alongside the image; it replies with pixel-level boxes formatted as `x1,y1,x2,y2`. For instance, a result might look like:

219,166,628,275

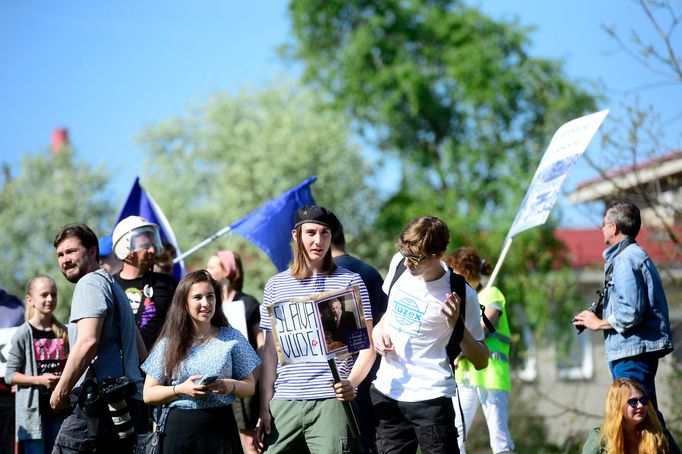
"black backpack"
387,261,494,367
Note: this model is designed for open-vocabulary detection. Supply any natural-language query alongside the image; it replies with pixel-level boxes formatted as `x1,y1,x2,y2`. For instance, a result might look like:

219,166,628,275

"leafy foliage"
286,0,596,345
138,81,378,294
286,0,597,221
0,148,113,320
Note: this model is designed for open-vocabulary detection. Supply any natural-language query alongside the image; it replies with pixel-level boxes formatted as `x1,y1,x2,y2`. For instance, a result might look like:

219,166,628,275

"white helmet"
112,216,162,260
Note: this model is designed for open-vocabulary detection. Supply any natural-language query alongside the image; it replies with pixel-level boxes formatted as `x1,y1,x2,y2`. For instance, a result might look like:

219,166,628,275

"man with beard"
112,216,177,350
50,223,145,453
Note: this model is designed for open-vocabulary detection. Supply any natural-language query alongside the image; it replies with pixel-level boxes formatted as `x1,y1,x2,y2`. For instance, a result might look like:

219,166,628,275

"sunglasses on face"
398,248,433,266
627,396,649,408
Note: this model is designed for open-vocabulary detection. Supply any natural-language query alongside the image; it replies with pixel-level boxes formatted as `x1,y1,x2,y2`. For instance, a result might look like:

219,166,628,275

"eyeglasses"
627,396,649,408
399,248,433,266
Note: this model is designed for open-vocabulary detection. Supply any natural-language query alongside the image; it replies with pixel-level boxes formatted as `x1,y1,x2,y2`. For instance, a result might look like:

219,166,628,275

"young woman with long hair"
5,275,69,454
583,378,669,453
142,270,261,454
206,250,264,454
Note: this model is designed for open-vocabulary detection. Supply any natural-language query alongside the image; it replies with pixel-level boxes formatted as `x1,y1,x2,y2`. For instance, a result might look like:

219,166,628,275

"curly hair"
444,247,493,290
600,378,668,454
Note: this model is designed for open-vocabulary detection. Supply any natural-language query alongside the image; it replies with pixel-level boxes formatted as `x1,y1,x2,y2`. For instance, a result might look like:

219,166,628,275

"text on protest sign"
266,285,369,365
507,109,609,239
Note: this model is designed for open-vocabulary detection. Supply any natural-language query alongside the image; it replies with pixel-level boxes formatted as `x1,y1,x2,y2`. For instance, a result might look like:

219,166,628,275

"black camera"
98,377,137,440
574,290,604,334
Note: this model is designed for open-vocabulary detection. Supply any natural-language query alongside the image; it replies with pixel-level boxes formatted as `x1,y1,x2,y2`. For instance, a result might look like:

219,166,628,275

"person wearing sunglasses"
371,216,488,454
572,202,674,436
582,378,669,453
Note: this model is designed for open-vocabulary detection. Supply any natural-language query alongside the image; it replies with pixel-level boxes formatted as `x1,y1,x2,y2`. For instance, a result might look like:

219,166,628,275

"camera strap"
602,237,636,301
86,271,128,380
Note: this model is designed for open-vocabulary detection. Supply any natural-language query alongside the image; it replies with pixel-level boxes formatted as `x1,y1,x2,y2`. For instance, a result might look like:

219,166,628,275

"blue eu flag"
231,177,317,272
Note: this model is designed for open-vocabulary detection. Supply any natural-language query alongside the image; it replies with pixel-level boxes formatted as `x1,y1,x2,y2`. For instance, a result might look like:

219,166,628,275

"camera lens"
108,399,134,439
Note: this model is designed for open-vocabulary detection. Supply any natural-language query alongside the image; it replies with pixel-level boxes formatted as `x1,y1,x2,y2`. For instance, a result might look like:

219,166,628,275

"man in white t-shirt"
372,216,488,454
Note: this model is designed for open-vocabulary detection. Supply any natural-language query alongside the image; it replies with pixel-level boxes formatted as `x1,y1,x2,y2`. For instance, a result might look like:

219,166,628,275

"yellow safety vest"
454,286,511,391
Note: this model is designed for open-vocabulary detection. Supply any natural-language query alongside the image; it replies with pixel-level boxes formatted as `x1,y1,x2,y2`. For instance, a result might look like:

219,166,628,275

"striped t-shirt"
259,266,371,400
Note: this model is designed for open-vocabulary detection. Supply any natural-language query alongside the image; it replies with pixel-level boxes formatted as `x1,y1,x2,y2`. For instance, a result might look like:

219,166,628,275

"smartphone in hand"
199,375,219,385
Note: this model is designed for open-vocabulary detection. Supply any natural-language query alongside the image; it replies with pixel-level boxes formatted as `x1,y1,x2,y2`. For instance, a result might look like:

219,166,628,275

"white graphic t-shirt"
373,253,484,402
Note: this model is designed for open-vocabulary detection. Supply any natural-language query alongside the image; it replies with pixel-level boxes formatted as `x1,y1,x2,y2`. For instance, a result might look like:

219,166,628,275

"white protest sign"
0,327,18,376
267,285,369,365
507,109,609,239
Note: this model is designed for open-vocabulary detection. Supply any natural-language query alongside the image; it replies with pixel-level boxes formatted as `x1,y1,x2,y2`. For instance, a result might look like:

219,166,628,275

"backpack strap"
387,261,494,364
445,269,467,365
387,260,407,297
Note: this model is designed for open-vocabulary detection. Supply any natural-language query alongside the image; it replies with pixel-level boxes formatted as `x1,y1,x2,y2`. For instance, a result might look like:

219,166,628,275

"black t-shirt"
114,272,177,350
29,324,67,398
334,254,387,321
333,254,387,386
30,324,67,376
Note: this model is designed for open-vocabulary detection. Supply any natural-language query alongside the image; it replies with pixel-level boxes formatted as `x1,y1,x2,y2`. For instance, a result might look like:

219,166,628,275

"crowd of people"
0,200,678,453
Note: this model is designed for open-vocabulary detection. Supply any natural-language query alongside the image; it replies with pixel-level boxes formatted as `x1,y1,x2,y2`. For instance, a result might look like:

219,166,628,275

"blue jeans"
21,411,64,454
609,352,664,426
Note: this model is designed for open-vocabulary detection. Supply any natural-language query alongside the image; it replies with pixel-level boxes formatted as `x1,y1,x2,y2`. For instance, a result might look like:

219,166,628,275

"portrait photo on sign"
318,294,362,354
266,285,370,365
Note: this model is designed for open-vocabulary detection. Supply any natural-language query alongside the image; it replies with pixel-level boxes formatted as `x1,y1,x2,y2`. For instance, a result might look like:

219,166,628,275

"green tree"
138,81,378,293
0,147,113,320
285,0,597,226
285,0,597,339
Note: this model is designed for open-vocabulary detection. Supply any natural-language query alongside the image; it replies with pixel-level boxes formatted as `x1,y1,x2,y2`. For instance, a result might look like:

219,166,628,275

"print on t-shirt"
33,337,67,376
388,287,428,336
124,285,156,330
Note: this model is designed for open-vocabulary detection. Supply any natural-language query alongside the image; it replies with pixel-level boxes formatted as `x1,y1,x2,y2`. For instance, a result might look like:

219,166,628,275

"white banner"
507,109,609,239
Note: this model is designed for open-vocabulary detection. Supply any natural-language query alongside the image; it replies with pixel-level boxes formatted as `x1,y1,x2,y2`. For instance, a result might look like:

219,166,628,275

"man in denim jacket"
573,201,673,427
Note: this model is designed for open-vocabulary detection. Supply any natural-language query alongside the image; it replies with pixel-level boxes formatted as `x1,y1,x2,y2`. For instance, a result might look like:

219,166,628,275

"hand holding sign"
265,285,368,438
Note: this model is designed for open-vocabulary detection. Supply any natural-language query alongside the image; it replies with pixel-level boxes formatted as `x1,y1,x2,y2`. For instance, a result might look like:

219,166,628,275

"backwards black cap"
294,205,339,233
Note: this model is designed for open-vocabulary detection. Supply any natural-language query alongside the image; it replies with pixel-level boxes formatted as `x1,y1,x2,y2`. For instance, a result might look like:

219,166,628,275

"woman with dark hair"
445,247,515,454
207,250,264,453
5,275,69,453
142,270,261,454
582,378,669,453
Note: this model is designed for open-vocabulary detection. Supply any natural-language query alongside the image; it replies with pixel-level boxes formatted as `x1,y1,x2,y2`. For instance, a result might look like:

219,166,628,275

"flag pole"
483,238,513,293
173,225,233,264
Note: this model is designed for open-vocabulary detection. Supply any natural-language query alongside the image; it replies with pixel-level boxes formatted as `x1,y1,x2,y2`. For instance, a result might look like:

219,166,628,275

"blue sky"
1,1,679,229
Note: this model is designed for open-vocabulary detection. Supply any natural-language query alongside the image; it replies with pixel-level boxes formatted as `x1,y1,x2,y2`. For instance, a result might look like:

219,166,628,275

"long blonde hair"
25,275,68,343
600,378,668,454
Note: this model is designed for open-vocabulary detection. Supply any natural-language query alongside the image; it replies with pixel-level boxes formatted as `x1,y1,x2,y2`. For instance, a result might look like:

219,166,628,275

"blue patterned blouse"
142,326,261,409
